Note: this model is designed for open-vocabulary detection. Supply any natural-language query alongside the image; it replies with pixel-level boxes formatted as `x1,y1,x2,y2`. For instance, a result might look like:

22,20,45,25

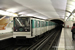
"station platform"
58,28,75,50
0,28,13,40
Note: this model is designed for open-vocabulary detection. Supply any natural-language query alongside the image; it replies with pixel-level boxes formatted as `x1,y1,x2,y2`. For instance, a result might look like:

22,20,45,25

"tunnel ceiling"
51,19,64,24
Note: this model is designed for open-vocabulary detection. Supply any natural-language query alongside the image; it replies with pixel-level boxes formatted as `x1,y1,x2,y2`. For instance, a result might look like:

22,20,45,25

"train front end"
13,17,31,38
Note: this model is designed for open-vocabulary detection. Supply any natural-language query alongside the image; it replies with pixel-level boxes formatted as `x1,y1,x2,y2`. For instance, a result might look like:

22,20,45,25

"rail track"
2,27,62,50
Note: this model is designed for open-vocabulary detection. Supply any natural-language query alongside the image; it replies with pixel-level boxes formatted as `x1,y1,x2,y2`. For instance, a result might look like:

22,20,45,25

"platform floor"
65,28,75,50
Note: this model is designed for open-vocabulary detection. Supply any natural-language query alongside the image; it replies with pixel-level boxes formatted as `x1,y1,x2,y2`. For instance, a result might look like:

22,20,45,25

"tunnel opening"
51,19,64,28
51,19,64,24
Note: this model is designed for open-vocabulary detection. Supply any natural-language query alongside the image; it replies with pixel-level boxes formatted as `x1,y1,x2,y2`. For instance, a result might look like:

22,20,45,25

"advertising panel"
0,16,9,30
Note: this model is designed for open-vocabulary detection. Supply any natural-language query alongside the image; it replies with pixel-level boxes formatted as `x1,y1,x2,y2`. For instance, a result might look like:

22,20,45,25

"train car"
13,17,56,39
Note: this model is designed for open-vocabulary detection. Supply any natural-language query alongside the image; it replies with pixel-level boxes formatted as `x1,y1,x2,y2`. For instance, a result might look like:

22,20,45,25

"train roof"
14,16,47,20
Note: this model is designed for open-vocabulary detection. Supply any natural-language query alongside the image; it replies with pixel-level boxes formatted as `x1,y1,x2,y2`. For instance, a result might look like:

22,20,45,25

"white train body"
13,17,56,38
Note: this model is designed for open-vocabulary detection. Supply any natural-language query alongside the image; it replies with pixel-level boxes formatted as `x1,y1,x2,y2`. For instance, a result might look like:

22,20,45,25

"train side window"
45,22,46,26
39,21,40,27
44,22,45,27
40,21,42,27
43,22,44,27
35,21,37,28
31,20,33,28
41,21,42,27
42,22,43,27
38,21,40,27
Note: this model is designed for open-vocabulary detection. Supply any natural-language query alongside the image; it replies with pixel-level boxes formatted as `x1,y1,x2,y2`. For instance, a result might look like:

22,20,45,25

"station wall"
65,21,74,28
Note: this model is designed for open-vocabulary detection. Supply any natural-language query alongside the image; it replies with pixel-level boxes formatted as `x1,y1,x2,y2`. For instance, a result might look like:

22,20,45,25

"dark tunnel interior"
51,19,64,28
51,19,64,27
51,19,64,24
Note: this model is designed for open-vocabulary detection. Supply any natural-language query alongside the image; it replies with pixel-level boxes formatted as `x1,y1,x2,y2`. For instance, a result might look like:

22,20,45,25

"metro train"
13,17,56,39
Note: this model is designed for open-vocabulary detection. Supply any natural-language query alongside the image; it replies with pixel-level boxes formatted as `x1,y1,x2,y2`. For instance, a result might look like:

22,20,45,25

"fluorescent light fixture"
26,14,34,16
67,8,74,12
18,12,26,14
68,1,75,6
13,14,18,17
0,10,4,12
66,12,70,17
20,15,25,16
72,0,75,1
67,5,75,12
6,8,17,13
0,10,10,16
70,15,73,18
67,1,75,12
4,12,18,17
0,10,5,15
0,10,17,16
4,12,10,16
70,15,74,20
65,17,68,21
73,13,75,16
10,13,14,16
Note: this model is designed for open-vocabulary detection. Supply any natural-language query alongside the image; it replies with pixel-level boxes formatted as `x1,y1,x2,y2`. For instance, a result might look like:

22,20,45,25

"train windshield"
14,17,30,32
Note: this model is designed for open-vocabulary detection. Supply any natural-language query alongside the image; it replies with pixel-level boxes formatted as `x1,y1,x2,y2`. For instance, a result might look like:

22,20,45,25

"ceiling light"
68,1,75,6
0,10,5,15
26,14,34,16
13,14,18,17
70,15,73,18
67,5,75,12
20,15,25,16
0,10,18,16
66,12,70,17
73,13,75,16
6,8,17,13
18,12,26,14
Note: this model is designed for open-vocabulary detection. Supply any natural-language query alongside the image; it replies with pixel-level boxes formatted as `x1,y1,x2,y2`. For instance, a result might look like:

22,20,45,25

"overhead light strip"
0,10,18,17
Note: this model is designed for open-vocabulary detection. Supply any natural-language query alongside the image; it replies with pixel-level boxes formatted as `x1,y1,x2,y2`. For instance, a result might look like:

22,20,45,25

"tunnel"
51,19,64,28
51,19,64,24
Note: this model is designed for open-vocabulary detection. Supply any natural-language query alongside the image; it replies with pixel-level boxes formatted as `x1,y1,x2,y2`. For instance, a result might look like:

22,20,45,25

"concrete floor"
65,28,75,50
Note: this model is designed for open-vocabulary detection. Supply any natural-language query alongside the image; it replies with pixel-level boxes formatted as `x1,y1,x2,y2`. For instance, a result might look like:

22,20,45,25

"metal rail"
26,29,57,50
2,28,61,50
48,31,60,50
36,30,60,50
